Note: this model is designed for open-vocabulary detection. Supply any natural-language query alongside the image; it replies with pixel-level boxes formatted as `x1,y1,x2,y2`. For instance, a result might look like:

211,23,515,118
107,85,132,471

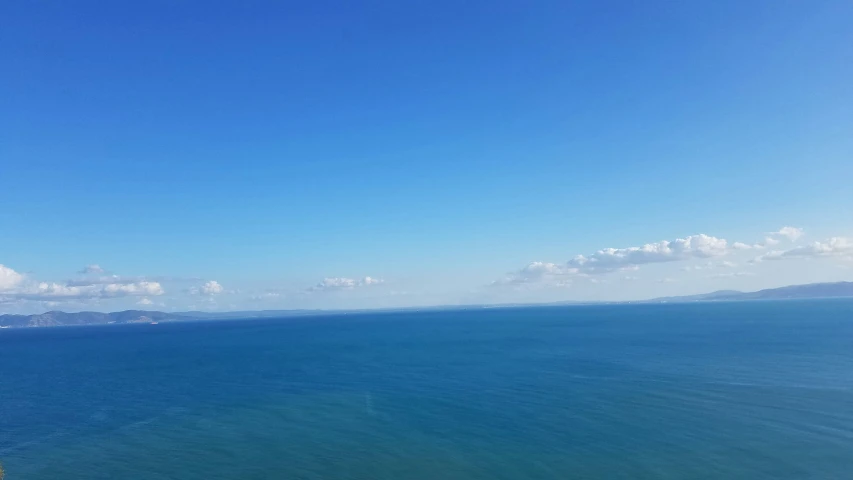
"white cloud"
500,233,730,284
752,237,853,262
779,237,852,258
137,297,154,305
497,226,816,286
69,274,202,287
736,227,803,250
496,227,815,286
762,236,780,247
316,277,357,289
493,262,571,285
521,262,566,276
0,265,25,291
310,276,384,291
738,241,769,250
189,280,226,295
566,234,728,274
102,282,164,297
657,278,676,283
79,264,106,274
201,280,224,295
770,226,804,241
6,281,164,301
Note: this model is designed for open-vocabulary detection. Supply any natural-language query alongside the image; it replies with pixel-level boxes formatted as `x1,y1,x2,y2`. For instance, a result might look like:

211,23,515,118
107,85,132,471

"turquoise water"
2,301,853,479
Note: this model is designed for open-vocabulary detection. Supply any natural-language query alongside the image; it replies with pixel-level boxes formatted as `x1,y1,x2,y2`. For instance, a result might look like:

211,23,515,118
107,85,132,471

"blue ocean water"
2,301,853,479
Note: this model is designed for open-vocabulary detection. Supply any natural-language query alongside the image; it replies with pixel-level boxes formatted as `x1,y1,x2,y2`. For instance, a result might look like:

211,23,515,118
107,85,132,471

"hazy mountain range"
0,308,327,328
643,281,853,303
2,281,852,328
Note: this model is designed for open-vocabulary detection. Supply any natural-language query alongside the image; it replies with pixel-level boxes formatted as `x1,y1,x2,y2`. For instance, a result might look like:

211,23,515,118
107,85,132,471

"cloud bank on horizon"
494,226,851,287
1,226,851,313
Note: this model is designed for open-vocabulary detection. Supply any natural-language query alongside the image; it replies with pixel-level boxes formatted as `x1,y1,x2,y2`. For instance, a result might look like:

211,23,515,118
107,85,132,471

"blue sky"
2,0,852,313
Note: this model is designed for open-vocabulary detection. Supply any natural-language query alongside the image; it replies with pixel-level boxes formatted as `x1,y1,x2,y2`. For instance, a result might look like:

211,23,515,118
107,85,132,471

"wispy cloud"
730,227,803,250
682,260,738,271
78,264,106,274
707,272,754,279
769,226,804,241
752,237,853,262
492,262,565,285
69,274,203,287
68,275,143,287
250,292,282,301
498,233,729,285
309,276,384,292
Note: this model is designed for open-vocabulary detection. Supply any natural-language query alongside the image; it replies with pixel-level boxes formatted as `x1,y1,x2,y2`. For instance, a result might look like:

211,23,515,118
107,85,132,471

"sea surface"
2,301,853,479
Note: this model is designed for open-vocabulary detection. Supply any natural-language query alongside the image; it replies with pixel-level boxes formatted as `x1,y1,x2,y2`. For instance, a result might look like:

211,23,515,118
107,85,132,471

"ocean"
2,301,853,479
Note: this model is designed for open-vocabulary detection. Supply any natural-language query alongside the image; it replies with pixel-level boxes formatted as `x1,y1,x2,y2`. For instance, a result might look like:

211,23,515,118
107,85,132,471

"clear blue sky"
2,0,852,313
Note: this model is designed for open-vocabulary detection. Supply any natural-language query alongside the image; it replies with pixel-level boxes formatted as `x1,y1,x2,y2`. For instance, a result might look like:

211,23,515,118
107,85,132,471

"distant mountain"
646,289,746,303
0,310,188,328
2,281,852,328
647,281,853,303
0,308,324,328
740,281,853,300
